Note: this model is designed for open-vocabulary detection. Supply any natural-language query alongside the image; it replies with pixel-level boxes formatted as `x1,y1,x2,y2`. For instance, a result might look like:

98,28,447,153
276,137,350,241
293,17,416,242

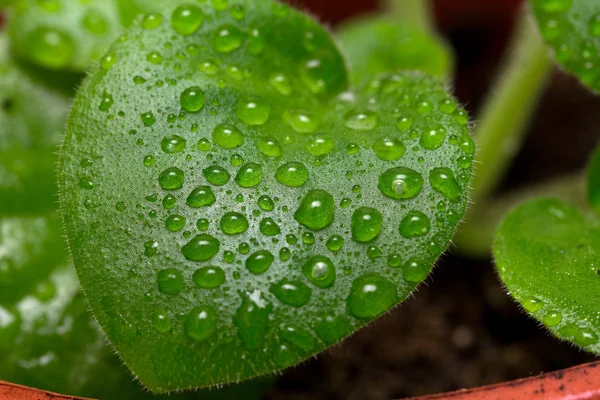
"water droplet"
260,218,280,236
279,247,291,261
294,189,335,231
270,73,293,95
402,258,428,282
152,312,171,333
352,207,383,243
196,218,209,231
197,138,211,152
181,234,220,261
26,27,74,68
234,290,272,350
420,127,447,150
258,195,275,211
302,232,315,245
275,162,309,187
270,279,312,308
347,274,398,319
144,241,158,257
536,0,572,13
430,168,461,203
99,92,113,111
387,254,402,268
184,306,216,342
417,101,433,114
345,110,379,131
306,135,335,156
459,136,475,155
141,111,156,127
326,235,344,252
161,135,186,154
300,55,333,93
280,325,317,352
522,297,544,312
399,211,431,238
165,214,186,232
236,96,270,125
212,123,244,148
248,27,265,54
230,4,246,20
257,137,282,157
172,5,204,36
212,24,244,53
542,310,562,326
285,109,319,133
157,268,184,295
396,116,413,131
78,176,95,190
159,167,184,190
246,250,274,274
303,255,336,288
141,13,163,30
203,165,230,186
235,163,262,188
193,266,226,289
314,314,351,345
146,51,163,65
373,137,406,161
558,323,599,347
346,143,359,154
379,167,423,200
220,212,249,235
185,186,215,208
180,86,206,112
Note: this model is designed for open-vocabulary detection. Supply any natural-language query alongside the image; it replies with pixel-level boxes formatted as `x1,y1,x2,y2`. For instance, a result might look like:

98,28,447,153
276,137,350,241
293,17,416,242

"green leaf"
337,15,453,84
494,198,600,354
531,0,600,91
588,144,600,212
59,0,473,391
6,0,165,71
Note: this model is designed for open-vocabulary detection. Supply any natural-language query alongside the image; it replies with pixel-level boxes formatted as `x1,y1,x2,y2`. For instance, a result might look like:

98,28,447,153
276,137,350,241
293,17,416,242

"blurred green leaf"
587,144,600,212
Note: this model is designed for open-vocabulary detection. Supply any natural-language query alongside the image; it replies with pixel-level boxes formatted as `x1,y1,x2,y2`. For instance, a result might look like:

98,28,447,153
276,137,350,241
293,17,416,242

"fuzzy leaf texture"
531,0,600,91
337,16,453,84
494,197,600,354
6,0,166,71
59,0,474,392
0,33,207,399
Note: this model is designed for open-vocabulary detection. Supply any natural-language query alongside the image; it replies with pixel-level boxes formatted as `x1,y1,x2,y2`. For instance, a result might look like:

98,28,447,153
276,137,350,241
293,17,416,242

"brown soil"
266,0,600,399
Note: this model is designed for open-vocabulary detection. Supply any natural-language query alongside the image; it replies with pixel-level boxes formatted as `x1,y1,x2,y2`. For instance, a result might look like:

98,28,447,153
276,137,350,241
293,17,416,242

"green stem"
455,173,587,258
384,0,433,32
471,13,553,203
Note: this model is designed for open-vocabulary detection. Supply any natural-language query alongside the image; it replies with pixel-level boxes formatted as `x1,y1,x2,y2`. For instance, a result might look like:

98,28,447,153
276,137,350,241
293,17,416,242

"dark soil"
267,0,600,399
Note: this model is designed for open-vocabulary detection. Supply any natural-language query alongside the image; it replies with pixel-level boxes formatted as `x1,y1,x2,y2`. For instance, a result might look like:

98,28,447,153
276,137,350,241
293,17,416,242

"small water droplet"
141,111,156,127
542,310,562,326
402,258,428,283
373,137,406,161
259,218,280,236
180,86,206,112
27,27,75,69
161,135,186,154
165,214,186,232
420,127,447,150
141,13,163,30
270,73,293,95
326,235,344,252
347,274,398,319
522,297,544,312
193,266,226,289
152,312,171,333
157,268,184,295
212,123,244,148
258,195,275,211
234,290,272,350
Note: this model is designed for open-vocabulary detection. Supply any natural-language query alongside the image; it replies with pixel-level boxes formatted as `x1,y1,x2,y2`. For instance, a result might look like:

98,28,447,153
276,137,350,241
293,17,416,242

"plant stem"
383,0,433,32
454,173,587,257
470,12,553,204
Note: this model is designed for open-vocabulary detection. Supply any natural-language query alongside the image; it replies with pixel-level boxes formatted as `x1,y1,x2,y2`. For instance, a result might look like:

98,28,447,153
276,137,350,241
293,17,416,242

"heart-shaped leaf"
6,0,165,71
531,0,600,91
337,15,453,84
494,198,600,354
59,0,473,391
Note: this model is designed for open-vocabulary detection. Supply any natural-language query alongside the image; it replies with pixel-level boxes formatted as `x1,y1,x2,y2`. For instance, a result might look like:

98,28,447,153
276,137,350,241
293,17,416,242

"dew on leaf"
233,290,273,350
212,25,244,53
158,167,184,190
420,127,447,150
235,163,262,187
220,212,249,235
212,123,244,148
171,5,204,36
302,255,336,288
246,250,274,274
326,235,344,252
146,51,163,65
270,73,293,95
203,165,230,186
157,268,184,295
144,241,159,257
236,96,270,125
351,207,383,243
522,297,544,312
275,162,309,187
193,266,226,289
314,314,351,345
402,257,428,282
347,273,398,319
184,306,216,342
429,168,461,203
152,312,171,333
294,189,335,231
258,195,275,211
373,137,406,161
181,234,220,261
306,135,334,156
165,214,186,232
285,109,319,133
186,186,216,208
399,211,431,238
180,86,206,112
280,325,316,352
543,310,563,326
259,218,280,236
141,111,156,127
258,137,283,157
161,135,187,153
378,167,423,200
141,13,163,30
270,279,312,307
387,254,402,268
344,110,379,130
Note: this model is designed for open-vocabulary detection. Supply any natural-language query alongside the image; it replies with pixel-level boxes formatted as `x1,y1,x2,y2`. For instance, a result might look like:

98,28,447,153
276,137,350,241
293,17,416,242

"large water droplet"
203,165,230,186
302,255,336,288
379,167,423,200
259,218,281,236
294,189,335,231
275,162,309,187
180,86,205,112
181,234,220,261
157,268,184,295
212,123,244,148
373,137,406,161
345,110,379,131
270,279,312,307
193,266,226,289
236,96,270,125
399,211,431,238
186,186,216,208
235,163,262,187
429,168,462,203
420,127,447,150
352,207,383,243
246,250,274,274
220,212,249,235
258,137,282,157
161,135,187,153
285,109,319,133
402,258,429,282
159,167,184,190
212,24,244,53
172,5,204,36
233,290,273,350
165,214,186,232
347,273,398,319
306,135,335,156
184,306,216,341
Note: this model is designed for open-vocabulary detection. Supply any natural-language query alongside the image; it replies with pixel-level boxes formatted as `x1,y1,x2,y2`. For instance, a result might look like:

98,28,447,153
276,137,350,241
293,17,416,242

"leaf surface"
59,0,473,391
494,198,600,354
